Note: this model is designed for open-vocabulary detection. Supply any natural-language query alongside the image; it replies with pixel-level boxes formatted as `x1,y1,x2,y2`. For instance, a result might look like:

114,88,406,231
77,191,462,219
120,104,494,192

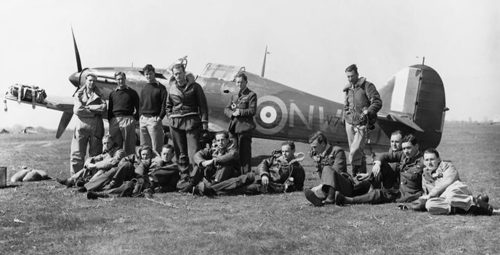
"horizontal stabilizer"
381,113,424,132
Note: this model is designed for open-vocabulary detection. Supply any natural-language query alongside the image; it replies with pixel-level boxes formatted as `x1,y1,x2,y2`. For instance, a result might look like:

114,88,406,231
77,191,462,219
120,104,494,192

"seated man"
335,134,424,205
304,131,370,206
190,131,240,194
57,134,125,189
207,141,305,195
87,146,156,199
149,144,180,193
370,130,403,189
409,148,494,215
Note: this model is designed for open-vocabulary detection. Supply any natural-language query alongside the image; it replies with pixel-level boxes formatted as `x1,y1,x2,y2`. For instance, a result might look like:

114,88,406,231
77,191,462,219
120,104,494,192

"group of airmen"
57,63,495,216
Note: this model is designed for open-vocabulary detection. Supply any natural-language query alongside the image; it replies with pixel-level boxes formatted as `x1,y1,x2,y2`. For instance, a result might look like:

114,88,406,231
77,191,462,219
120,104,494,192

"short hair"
86,73,97,80
171,63,185,72
235,72,248,82
138,145,153,158
281,141,295,151
345,64,358,74
143,64,155,73
424,148,440,159
161,144,174,151
391,130,403,138
215,131,229,139
402,134,418,146
114,71,126,79
309,131,328,144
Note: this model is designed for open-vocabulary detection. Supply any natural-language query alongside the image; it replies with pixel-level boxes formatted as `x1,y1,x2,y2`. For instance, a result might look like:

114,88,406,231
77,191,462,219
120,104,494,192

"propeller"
56,28,84,138
72,27,82,73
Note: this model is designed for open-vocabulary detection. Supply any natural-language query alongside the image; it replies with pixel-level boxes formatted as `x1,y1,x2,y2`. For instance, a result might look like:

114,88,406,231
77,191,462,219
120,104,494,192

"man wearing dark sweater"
108,71,140,155
140,64,167,155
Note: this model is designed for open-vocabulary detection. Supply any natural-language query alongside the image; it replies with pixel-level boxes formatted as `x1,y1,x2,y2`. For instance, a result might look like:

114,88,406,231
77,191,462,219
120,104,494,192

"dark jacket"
166,74,208,130
312,144,347,176
193,143,240,170
224,87,257,133
257,154,305,190
377,151,424,202
343,77,382,126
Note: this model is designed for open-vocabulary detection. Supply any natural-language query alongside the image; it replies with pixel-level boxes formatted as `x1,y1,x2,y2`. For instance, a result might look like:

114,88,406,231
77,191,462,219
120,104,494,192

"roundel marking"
256,95,288,135
260,106,277,124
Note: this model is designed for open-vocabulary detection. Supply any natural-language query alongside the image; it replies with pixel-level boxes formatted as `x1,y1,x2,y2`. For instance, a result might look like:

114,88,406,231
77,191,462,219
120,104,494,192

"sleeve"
73,93,91,117
215,148,239,165
428,162,460,198
133,90,140,121
87,98,107,114
327,146,347,173
107,92,114,121
376,151,402,164
93,149,125,171
224,95,235,118
195,84,209,123
159,85,167,120
165,88,173,117
193,149,209,167
365,83,382,116
238,92,257,117
257,157,272,177
291,163,305,190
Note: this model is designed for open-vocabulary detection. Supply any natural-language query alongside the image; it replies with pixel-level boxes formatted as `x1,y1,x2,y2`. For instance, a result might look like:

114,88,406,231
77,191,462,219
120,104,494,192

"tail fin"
377,64,447,149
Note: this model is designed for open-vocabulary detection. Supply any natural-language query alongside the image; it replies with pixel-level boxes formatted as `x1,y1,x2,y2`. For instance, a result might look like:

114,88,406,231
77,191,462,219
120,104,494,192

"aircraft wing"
4,84,75,138
3,84,74,113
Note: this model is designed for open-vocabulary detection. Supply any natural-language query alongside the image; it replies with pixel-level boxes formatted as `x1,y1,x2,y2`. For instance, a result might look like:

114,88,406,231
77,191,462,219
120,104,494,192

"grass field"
0,122,499,254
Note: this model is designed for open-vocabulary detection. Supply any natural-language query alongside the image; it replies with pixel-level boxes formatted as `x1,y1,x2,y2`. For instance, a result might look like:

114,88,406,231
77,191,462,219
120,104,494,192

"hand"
202,123,208,130
201,159,214,167
371,161,381,176
232,109,240,117
261,175,269,186
312,155,321,162
420,194,430,200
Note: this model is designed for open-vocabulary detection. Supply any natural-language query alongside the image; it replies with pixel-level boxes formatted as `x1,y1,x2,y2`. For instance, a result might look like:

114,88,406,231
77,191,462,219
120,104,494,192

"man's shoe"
56,178,74,188
77,186,87,193
476,194,489,204
179,183,194,193
75,179,85,187
473,196,493,216
335,191,345,206
304,188,324,207
87,191,99,200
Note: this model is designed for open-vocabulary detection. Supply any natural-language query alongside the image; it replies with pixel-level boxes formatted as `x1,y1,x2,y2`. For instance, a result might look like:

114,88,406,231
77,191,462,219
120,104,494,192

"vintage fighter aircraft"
3,32,448,153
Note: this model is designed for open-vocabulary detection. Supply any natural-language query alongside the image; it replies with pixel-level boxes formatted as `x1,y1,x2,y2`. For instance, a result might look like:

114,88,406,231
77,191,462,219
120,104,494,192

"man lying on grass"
408,148,495,215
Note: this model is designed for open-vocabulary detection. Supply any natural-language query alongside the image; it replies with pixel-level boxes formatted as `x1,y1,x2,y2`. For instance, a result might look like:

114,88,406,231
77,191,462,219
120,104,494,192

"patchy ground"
0,122,499,254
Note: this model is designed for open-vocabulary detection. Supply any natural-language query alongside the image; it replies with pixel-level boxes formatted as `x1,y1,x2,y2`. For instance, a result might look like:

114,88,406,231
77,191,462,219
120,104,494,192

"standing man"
140,64,167,155
343,64,382,176
224,72,257,174
108,71,140,156
166,63,208,165
70,73,107,175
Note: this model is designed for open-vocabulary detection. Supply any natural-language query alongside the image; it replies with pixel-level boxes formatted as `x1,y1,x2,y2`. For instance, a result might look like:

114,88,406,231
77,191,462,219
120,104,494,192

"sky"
1,0,499,130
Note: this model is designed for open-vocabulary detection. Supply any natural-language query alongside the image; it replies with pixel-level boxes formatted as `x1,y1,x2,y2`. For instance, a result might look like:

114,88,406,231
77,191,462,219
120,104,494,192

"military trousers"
109,116,137,156
139,115,164,156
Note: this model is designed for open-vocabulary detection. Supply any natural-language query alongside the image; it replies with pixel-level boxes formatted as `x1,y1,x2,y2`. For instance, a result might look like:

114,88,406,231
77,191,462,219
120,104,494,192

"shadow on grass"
0,184,20,189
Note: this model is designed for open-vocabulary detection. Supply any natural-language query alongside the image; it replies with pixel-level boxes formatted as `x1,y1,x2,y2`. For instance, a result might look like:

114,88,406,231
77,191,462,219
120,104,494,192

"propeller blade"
56,112,73,138
71,27,82,72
